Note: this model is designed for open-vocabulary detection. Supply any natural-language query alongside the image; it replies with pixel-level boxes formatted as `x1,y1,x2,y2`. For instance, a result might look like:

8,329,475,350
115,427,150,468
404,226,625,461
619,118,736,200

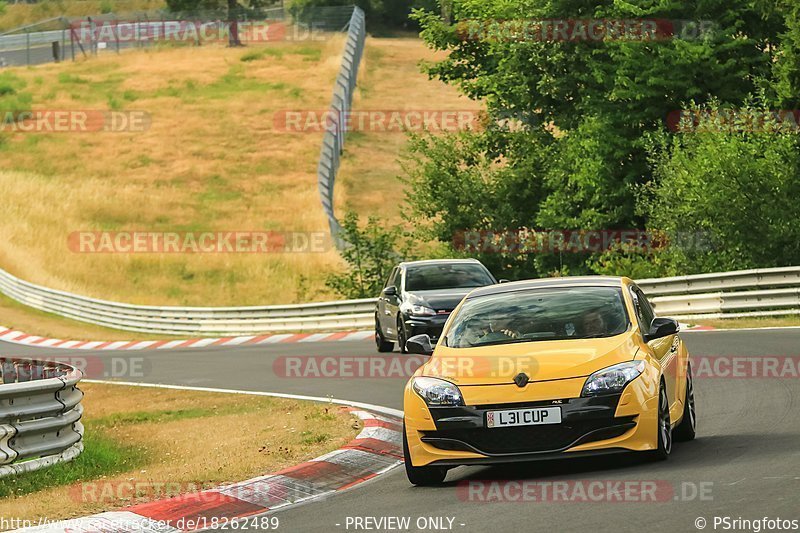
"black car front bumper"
420,394,636,459
403,313,451,342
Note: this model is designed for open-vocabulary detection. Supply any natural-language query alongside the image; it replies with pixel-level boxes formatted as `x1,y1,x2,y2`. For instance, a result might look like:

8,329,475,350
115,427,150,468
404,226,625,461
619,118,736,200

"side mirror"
498,279,510,284
406,334,434,356
644,317,679,342
381,286,397,297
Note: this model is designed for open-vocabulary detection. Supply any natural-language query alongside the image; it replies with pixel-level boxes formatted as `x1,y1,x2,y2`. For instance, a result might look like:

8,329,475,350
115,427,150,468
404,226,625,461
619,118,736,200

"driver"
462,317,521,345
582,310,607,337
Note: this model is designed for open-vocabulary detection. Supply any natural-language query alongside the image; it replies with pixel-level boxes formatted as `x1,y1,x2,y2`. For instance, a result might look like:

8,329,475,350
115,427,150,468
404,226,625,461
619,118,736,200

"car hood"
405,288,474,311
422,331,639,385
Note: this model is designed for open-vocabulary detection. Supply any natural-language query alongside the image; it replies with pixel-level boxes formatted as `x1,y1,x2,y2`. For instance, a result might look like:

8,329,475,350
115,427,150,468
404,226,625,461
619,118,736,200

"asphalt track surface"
2,328,799,533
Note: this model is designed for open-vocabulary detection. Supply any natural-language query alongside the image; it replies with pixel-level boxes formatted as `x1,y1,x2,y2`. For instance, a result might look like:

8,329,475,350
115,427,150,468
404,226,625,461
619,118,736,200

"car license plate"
486,406,562,428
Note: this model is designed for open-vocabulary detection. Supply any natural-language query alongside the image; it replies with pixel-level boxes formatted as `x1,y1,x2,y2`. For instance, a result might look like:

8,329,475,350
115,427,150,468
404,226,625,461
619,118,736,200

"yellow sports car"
402,276,696,485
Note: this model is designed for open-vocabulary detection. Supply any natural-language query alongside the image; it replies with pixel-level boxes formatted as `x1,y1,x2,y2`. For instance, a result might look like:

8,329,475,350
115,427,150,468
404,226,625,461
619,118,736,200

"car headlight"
581,360,646,397
402,303,437,317
412,377,464,406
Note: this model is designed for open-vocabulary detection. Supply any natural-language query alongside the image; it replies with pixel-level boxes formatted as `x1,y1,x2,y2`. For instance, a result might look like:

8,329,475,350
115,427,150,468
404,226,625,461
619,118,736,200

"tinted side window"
630,286,655,331
636,288,657,323
385,268,398,288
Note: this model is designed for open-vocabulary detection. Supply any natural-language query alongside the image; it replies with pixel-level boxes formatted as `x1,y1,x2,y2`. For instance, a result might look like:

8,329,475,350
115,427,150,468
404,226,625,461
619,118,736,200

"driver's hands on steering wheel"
499,328,520,339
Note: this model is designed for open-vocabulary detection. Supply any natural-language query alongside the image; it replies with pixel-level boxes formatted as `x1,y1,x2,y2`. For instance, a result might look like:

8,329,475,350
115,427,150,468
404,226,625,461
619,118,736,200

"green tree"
773,1,800,108
326,212,412,299
288,0,437,30
638,101,800,274
403,0,790,278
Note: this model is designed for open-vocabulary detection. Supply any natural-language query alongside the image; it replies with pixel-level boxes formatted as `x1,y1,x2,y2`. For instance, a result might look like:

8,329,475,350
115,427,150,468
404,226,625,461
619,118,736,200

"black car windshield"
404,264,494,291
444,286,629,348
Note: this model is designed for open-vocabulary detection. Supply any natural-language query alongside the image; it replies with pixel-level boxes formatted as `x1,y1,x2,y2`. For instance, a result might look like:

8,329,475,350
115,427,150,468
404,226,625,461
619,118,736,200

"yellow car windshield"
444,286,630,348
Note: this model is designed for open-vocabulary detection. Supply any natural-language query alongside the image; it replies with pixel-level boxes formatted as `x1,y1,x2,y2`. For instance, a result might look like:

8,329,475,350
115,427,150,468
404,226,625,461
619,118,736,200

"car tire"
674,363,697,442
403,423,447,486
375,317,394,353
651,381,673,461
397,316,408,354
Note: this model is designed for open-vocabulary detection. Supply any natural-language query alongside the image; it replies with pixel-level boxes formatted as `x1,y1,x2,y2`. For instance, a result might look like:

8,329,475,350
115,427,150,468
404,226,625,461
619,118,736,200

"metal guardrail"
0,359,84,477
0,265,798,336
0,266,375,335
317,6,366,243
643,267,800,318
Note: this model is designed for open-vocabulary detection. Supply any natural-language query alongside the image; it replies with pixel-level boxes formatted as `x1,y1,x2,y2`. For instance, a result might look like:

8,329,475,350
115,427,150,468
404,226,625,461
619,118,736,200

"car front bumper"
403,313,450,342
404,372,661,467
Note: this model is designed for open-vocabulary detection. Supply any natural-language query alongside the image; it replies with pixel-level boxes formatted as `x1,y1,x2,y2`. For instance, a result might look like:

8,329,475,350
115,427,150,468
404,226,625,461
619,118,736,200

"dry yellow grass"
335,37,482,224
0,383,359,523
0,36,471,321
691,316,800,330
0,40,345,306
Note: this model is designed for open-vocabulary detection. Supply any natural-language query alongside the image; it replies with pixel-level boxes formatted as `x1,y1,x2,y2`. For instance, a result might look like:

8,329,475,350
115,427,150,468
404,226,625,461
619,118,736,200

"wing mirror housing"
381,285,397,297
644,317,679,342
406,334,434,356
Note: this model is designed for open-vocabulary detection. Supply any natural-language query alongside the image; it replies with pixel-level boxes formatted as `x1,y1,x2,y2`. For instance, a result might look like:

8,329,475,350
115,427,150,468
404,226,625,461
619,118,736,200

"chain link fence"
317,6,366,245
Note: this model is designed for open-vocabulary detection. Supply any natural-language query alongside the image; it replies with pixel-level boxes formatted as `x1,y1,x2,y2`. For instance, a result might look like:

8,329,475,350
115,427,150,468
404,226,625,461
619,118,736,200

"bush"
325,211,412,299
638,100,800,274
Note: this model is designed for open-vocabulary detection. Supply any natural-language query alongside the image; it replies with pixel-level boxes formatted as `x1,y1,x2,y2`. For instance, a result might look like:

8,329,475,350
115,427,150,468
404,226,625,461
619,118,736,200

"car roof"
398,259,483,268
466,276,630,299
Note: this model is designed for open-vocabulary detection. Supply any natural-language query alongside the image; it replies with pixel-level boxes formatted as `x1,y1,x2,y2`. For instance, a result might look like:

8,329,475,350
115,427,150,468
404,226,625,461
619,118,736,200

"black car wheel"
674,363,697,441
397,316,408,354
403,423,447,486
651,381,673,461
375,316,394,353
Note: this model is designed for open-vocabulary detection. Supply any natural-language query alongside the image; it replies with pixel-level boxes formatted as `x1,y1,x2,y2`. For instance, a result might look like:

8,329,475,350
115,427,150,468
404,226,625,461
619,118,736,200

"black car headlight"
581,360,646,397
401,302,437,317
412,377,464,406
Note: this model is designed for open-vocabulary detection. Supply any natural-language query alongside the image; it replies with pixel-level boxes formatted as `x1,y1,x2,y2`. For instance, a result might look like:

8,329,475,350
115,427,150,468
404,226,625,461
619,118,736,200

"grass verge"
0,383,360,522
692,315,800,330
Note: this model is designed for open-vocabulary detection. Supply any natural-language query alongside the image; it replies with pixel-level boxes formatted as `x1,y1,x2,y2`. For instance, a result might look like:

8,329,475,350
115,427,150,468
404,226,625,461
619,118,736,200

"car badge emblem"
514,372,529,388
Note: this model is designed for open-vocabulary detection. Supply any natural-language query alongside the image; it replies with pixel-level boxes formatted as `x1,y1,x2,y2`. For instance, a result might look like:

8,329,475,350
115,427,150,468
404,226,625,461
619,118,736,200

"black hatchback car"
375,259,498,353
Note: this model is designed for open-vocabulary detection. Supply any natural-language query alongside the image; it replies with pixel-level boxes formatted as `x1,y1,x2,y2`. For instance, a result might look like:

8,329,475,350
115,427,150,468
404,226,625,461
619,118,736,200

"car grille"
421,417,636,455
